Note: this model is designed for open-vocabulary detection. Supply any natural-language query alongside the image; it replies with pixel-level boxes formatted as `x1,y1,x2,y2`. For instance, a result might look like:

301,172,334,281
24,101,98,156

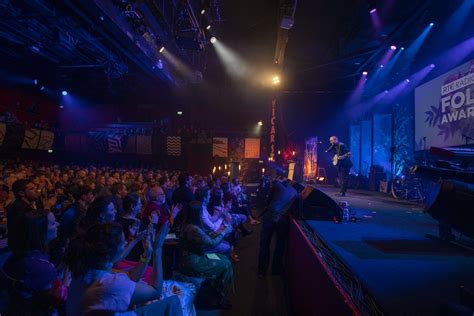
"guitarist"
326,136,353,197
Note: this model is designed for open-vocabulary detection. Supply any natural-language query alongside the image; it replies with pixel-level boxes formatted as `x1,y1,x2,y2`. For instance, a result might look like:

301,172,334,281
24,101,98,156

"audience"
0,160,264,314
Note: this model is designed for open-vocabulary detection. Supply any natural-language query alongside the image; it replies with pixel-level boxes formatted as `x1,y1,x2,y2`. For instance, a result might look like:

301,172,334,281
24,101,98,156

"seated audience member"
82,195,117,227
7,179,57,251
222,182,259,225
65,222,183,316
59,185,94,241
209,188,251,236
179,201,233,309
110,181,128,218
2,211,67,315
118,194,146,261
172,173,194,208
159,176,173,206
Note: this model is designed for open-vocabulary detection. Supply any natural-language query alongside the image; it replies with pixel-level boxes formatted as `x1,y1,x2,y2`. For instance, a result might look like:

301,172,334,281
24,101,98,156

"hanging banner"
0,123,5,146
213,137,228,157
22,128,41,149
269,98,276,161
167,136,181,156
37,130,54,150
229,138,244,158
244,138,260,158
415,59,474,149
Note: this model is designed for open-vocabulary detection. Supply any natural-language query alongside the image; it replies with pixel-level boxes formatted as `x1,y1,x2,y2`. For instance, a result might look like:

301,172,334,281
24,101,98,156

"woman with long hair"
2,211,67,315
179,201,233,309
65,222,183,316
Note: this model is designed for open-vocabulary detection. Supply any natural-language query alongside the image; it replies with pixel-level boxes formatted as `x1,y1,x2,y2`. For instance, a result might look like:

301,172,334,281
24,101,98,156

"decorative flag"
229,138,244,158
107,134,123,153
22,128,41,149
213,137,228,157
38,130,54,150
0,123,6,146
167,136,181,156
244,138,260,158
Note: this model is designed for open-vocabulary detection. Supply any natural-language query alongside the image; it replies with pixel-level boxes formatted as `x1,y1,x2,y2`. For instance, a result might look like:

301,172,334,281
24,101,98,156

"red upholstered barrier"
286,217,360,316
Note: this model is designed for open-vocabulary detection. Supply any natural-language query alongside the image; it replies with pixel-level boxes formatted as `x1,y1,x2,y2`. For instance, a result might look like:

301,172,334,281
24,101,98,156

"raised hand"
154,222,170,249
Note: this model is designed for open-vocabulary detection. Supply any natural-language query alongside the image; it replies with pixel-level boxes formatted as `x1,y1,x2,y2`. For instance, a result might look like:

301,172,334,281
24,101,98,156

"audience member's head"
185,201,204,227
178,173,192,188
12,179,38,202
194,186,210,206
85,195,116,225
66,222,125,277
111,182,127,198
123,194,142,217
73,185,94,204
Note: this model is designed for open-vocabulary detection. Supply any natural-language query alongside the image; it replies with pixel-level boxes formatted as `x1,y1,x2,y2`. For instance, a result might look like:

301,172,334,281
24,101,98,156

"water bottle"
339,201,350,223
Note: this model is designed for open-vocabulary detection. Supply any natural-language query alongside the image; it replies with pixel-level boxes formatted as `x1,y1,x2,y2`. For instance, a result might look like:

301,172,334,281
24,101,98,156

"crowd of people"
0,160,267,316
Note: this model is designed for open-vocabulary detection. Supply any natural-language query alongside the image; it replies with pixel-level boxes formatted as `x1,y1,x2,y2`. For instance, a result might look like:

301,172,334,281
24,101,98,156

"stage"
295,186,474,315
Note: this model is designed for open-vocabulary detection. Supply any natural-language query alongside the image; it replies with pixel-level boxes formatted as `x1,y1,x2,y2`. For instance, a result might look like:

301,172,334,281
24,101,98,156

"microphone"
325,143,334,153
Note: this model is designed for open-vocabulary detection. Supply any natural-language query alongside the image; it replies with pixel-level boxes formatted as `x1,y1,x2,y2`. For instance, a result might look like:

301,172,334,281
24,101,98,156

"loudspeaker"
425,180,474,239
293,184,343,221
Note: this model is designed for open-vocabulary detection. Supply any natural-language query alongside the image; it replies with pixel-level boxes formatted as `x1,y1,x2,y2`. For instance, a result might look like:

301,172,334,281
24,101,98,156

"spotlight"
48,149,53,153
210,37,217,44
159,46,164,53
257,120,263,126
62,91,68,96
384,90,389,94
429,22,434,27
390,45,397,50
430,63,435,68
201,9,206,15
40,86,45,91
272,76,280,85
206,25,211,30
59,105,64,109
379,64,384,68
362,71,368,76
405,79,410,83
177,111,183,115
370,8,377,14
401,47,405,50
33,79,38,85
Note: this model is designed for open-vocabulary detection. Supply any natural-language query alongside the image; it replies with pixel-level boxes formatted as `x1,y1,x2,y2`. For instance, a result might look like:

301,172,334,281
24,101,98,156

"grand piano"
412,146,474,183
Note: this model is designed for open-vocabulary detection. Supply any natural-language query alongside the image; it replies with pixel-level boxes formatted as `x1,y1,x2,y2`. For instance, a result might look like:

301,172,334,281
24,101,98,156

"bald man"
327,136,352,197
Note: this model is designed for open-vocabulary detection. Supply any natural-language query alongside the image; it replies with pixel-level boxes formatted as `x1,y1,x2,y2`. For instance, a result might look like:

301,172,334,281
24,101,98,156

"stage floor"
305,186,474,315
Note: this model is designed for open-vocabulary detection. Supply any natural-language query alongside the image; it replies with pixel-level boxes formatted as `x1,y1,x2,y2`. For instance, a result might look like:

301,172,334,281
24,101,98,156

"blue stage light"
62,91,68,96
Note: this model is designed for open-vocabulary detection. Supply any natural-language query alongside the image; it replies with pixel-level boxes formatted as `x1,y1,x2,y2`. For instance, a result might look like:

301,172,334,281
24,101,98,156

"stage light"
177,111,183,115
262,168,265,173
33,79,38,85
401,47,405,50
62,91,68,96
40,86,45,91
48,149,53,153
429,22,434,27
257,120,263,126
59,105,64,109
362,71,368,76
379,64,384,68
210,37,217,44
405,79,410,83
292,151,296,156
384,90,389,94
390,45,397,50
159,46,164,53
278,150,281,155
206,25,211,30
430,64,435,68
272,75,280,85
370,8,377,14
201,9,205,15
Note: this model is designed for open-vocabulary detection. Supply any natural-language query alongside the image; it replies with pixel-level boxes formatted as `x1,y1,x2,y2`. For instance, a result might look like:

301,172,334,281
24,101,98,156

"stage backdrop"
414,59,474,150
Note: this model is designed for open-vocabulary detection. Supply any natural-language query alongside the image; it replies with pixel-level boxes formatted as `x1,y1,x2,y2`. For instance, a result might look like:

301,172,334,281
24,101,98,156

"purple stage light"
405,79,410,83
390,45,397,50
430,64,435,68
379,65,384,68
370,8,377,14
384,90,389,94
62,91,68,96
362,71,368,76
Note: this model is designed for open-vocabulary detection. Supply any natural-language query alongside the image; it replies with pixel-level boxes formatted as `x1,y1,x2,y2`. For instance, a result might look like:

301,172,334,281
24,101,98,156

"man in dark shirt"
327,136,353,197
171,173,194,207
110,181,128,218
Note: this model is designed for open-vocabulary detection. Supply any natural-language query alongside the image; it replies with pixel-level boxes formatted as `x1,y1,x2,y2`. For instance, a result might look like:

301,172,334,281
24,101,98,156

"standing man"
326,136,352,197
257,177,297,278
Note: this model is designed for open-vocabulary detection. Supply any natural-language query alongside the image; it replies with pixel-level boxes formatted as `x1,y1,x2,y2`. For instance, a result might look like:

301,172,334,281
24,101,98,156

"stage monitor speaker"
425,180,474,239
293,184,343,221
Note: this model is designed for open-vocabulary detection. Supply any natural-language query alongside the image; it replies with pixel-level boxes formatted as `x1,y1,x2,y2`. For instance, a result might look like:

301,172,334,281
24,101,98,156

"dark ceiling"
0,0,471,114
